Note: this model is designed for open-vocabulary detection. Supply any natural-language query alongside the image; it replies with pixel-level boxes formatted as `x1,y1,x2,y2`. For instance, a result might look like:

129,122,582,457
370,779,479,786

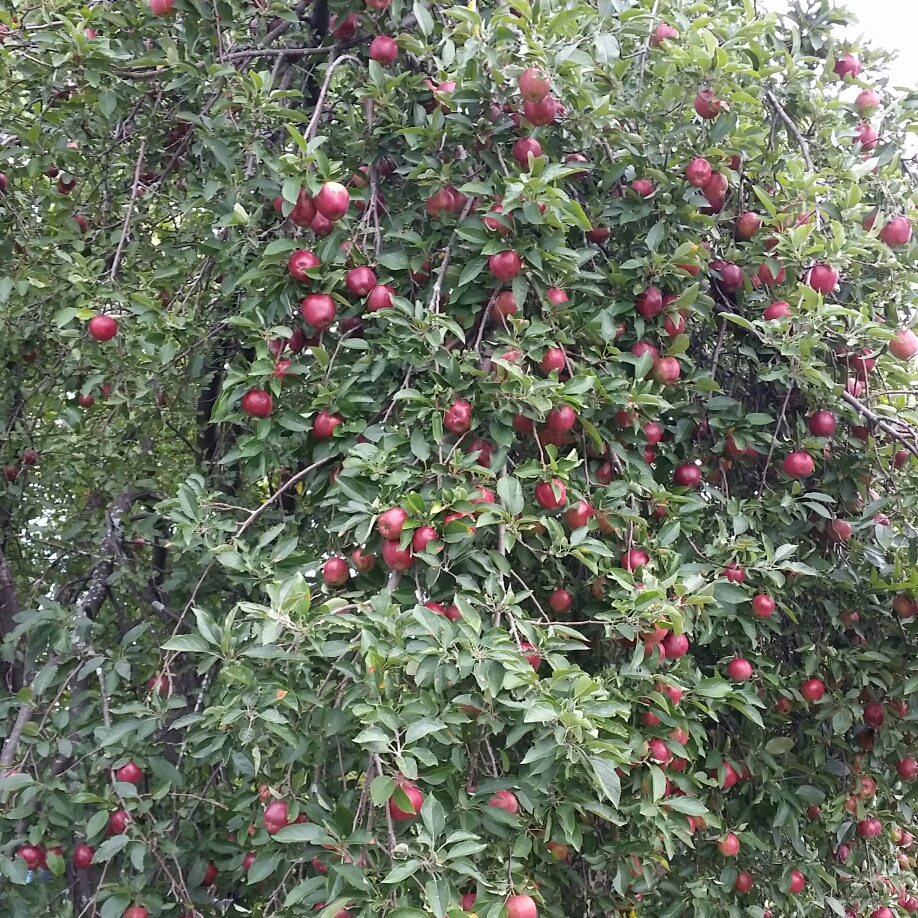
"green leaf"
161,635,212,652
92,835,131,862
425,877,450,918
383,860,425,883
765,737,795,754
370,775,395,805
590,755,621,808
272,823,335,845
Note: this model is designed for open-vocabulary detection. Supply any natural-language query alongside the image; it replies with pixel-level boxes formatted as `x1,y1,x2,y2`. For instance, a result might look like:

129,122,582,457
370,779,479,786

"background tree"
2,0,918,917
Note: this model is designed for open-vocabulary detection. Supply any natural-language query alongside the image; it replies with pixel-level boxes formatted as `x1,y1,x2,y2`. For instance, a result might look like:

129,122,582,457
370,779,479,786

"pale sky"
765,0,918,89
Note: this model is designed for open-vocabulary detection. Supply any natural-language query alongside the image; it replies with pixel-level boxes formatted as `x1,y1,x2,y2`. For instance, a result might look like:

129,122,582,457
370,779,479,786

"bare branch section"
305,54,362,141
764,88,814,172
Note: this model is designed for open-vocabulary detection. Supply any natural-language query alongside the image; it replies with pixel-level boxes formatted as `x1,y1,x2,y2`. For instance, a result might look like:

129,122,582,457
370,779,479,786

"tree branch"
109,138,148,282
764,88,814,172
305,54,361,141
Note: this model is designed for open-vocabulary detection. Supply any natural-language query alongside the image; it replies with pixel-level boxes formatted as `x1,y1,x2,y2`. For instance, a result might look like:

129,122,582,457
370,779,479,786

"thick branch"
108,139,148,282
841,391,918,460
305,54,361,141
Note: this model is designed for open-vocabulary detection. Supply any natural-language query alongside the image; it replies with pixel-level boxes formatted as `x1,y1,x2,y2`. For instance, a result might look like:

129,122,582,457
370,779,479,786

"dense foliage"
3,0,918,917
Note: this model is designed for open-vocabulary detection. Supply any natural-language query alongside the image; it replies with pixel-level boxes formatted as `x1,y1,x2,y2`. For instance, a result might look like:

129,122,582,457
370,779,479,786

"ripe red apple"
758,261,786,286
201,863,217,886
546,406,576,433
539,348,566,374
149,0,176,14
752,594,775,618
300,293,337,332
365,284,395,312
685,157,712,188
863,700,885,727
663,314,685,336
351,548,375,573
524,96,558,126
323,557,349,586
788,869,805,894
898,757,918,780
710,260,743,291
534,479,566,510
378,507,408,539
674,463,701,487
123,908,149,918
856,88,881,114
800,678,825,702
382,539,412,571
782,452,814,478
490,290,518,319
806,263,839,294
661,631,688,658
734,872,753,894
412,527,438,552
88,315,118,341
880,215,911,247
635,286,663,318
763,300,790,321
694,89,724,119
484,203,513,234
648,738,672,764
264,800,289,834
116,761,143,784
511,137,542,168
289,189,317,226
826,519,852,543
444,399,472,434
519,66,550,101
563,500,593,529
890,328,918,360
489,251,522,282
488,789,519,814
586,225,610,243
701,171,728,202
808,410,836,437
241,389,273,418
546,287,567,305
854,122,879,151
717,832,740,857
73,844,94,870
549,589,572,614
18,845,43,869
726,658,752,681
735,212,761,240
369,35,398,65
311,211,333,236
389,780,423,820
315,182,350,221
621,548,649,572
653,357,680,385
631,178,654,197
107,809,131,835
856,816,882,838
346,266,377,297
286,251,318,283
313,409,343,440
506,895,537,918
835,53,860,79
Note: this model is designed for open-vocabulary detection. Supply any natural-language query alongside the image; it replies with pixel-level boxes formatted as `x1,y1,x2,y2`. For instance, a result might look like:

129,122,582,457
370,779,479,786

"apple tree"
3,0,918,916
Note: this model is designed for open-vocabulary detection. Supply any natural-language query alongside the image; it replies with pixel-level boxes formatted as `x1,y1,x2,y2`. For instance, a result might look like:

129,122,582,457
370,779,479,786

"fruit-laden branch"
764,88,814,172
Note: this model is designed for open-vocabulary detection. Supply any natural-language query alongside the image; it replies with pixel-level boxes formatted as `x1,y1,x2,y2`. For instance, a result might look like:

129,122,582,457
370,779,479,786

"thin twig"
758,385,793,494
842,390,918,460
764,88,814,172
109,139,148,281
305,54,361,141
429,196,476,312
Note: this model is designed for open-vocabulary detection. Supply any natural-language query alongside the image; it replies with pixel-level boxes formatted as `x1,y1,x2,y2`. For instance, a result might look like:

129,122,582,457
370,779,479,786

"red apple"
378,507,408,539
524,96,558,126
563,500,593,529
549,589,572,614
535,479,566,510
382,539,412,571
758,261,786,285
834,53,860,79
880,215,911,247
506,895,537,918
241,389,273,418
73,844,94,869
367,284,395,312
898,757,918,780
107,809,131,835
389,780,423,820
351,548,375,572
694,89,724,119
115,761,143,784
519,66,550,102
717,833,740,857
346,266,377,297
323,557,349,586
300,293,336,332
854,122,879,151
735,212,761,240
511,137,542,169
890,328,918,360
264,800,289,834
489,251,522,282
488,790,519,814
674,464,701,487
685,157,712,188
726,658,752,681
88,315,118,341
789,869,805,894
635,286,663,318
315,182,350,221
444,399,472,434
651,23,678,46
752,594,775,618
369,35,398,65
288,249,319,280
764,300,791,320
653,357,680,385
539,347,566,374
631,178,654,197
735,872,753,893
782,452,814,478
621,549,649,572
826,519,852,543
800,678,825,702
313,409,343,440
808,410,836,437
149,0,176,13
